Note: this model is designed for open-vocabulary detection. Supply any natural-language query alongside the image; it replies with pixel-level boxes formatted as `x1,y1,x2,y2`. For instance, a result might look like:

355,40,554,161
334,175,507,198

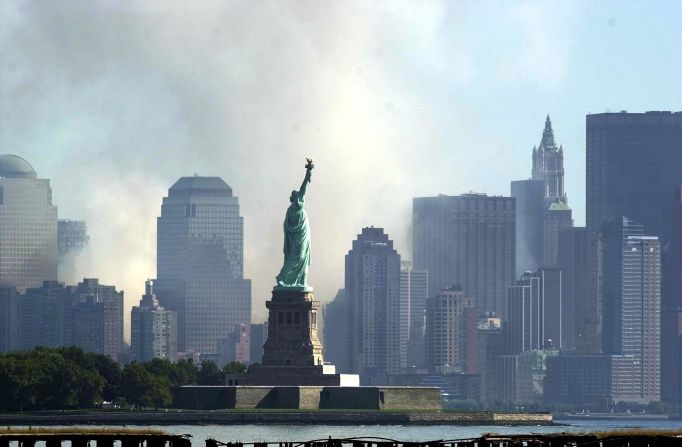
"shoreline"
0,411,554,426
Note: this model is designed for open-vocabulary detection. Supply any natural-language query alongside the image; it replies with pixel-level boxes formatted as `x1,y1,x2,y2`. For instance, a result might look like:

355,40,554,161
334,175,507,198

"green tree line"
0,346,246,412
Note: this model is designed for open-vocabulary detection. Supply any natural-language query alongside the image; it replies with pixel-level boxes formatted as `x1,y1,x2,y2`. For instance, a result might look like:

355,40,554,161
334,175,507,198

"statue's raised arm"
299,158,314,197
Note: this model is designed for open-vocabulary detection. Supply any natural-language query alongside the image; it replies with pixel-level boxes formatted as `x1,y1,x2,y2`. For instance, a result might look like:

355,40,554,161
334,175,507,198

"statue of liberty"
276,158,314,289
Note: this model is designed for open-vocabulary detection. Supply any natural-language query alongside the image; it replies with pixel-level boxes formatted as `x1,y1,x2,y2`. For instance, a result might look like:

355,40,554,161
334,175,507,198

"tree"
197,360,223,385
119,363,171,409
223,361,247,374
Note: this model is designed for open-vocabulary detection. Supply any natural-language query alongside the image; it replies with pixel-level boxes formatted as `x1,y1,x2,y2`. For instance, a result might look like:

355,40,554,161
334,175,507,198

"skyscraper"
131,279,177,362
587,111,682,396
156,176,251,354
0,154,58,292
557,227,596,352
512,117,572,273
322,289,352,373
413,193,515,318
601,217,661,403
401,262,428,368
425,285,477,374
70,278,124,359
0,286,19,353
345,227,404,380
532,115,567,204
506,268,569,354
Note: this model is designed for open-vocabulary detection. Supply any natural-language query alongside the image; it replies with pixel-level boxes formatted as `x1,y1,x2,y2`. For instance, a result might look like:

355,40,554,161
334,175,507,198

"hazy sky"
1,1,681,330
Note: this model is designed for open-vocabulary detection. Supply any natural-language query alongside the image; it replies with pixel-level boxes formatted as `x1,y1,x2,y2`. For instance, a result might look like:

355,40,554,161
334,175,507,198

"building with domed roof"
0,154,58,292
156,175,251,355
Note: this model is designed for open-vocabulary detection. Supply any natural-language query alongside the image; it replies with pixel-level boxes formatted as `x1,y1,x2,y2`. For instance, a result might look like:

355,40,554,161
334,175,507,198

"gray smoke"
0,1,576,335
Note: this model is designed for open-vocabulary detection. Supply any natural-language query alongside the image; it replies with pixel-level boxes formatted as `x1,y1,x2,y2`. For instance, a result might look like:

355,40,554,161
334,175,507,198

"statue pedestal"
227,288,359,386
261,288,323,366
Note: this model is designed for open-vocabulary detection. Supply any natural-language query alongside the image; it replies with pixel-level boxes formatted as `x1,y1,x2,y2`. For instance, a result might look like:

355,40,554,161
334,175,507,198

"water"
30,420,681,443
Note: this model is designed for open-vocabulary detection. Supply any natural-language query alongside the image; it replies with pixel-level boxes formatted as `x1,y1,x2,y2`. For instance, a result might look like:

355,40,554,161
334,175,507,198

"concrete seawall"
0,411,553,426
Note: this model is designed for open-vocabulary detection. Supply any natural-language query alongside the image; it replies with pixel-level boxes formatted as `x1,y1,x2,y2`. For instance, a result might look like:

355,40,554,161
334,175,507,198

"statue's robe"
276,191,311,287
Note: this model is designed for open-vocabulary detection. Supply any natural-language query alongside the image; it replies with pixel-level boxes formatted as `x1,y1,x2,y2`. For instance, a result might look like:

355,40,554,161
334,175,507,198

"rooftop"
0,154,37,179
169,176,233,196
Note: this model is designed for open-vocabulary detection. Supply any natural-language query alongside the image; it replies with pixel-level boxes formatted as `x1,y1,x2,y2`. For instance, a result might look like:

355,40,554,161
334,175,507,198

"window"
286,312,292,324
278,312,284,325
294,312,300,325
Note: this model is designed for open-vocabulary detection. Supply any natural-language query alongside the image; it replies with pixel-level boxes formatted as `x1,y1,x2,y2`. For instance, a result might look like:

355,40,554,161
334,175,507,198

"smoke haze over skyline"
2,0,681,334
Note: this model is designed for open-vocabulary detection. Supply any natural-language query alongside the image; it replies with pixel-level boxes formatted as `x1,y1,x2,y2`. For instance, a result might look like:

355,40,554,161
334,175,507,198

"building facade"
586,111,682,392
0,286,19,353
0,154,58,292
156,176,251,354
249,322,268,364
70,278,124,358
345,227,404,380
131,279,177,362
413,193,515,318
401,263,428,368
512,117,572,274
322,289,352,373
601,217,661,403
425,285,477,374
506,268,570,353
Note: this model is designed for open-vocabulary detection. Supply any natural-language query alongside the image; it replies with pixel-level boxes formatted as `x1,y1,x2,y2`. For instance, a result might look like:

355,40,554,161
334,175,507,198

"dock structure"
207,432,682,447
0,430,191,447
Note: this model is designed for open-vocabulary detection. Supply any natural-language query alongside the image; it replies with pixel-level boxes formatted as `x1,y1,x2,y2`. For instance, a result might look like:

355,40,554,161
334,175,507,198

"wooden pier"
207,432,682,447
0,429,191,447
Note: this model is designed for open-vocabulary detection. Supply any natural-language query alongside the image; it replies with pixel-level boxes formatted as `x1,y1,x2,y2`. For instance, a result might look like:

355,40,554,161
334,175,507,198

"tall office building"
0,286,19,353
532,115,567,204
413,193,515,318
506,268,570,354
601,217,661,402
131,279,177,362
345,227,404,380
322,289,352,373
557,227,597,352
401,262,428,368
0,154,58,292
70,278,124,359
478,316,504,402
156,176,251,354
513,117,572,273
425,285,477,374
249,323,268,365
20,281,72,350
586,111,682,381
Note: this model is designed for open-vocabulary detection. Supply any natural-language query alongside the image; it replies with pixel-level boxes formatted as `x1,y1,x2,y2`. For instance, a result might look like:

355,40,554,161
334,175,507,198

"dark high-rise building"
345,227,404,380
544,353,612,409
0,154,58,292
425,285,477,374
413,193,515,318
249,322,268,365
70,278,124,359
0,286,19,353
131,279,177,362
156,176,251,354
601,217,661,402
506,268,569,353
20,281,72,350
586,112,682,388
322,289,352,373
557,227,596,352
401,262,428,368
478,316,503,402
